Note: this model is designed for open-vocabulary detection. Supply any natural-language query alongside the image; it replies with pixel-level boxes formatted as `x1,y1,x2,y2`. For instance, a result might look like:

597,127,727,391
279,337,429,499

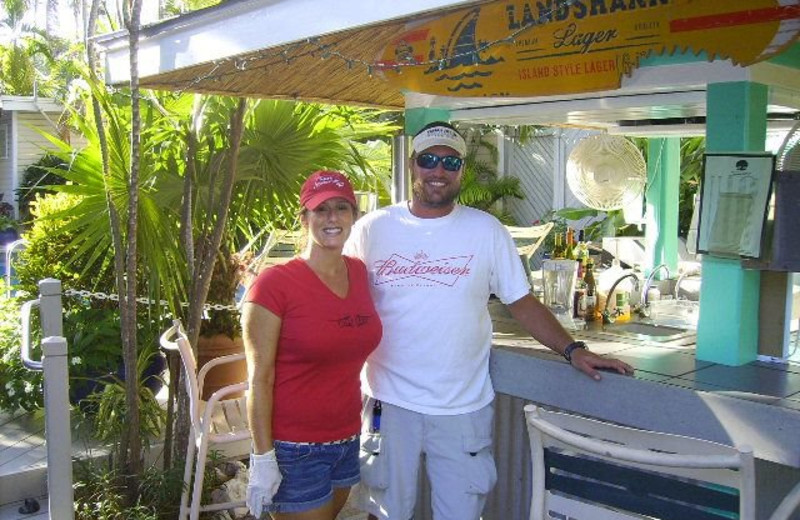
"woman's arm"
241,302,281,453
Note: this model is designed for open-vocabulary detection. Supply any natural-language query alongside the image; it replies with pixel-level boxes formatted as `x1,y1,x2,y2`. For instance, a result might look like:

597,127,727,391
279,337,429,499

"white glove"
247,450,282,518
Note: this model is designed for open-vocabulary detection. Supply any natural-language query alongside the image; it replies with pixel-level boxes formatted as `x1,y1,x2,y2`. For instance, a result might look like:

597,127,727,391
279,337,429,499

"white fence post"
19,278,73,518
41,335,74,519
39,278,72,519
38,278,63,337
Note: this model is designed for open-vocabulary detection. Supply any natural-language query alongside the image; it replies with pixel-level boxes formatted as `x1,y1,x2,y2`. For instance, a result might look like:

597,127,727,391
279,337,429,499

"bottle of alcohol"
573,276,586,319
577,229,587,279
584,261,597,322
576,229,588,265
552,232,564,259
564,228,575,260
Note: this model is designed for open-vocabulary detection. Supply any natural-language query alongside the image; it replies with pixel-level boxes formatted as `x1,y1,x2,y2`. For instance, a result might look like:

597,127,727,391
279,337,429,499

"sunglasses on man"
415,153,464,172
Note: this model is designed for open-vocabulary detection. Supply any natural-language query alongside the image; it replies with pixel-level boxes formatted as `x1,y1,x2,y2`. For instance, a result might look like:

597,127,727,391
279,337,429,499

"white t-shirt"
346,202,531,415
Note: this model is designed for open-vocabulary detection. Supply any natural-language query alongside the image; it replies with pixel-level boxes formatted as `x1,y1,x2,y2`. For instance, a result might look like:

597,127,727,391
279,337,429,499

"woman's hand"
247,449,282,517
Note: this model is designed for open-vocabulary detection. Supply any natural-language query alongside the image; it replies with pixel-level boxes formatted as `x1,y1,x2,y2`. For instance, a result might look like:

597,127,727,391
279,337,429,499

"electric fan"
566,134,647,211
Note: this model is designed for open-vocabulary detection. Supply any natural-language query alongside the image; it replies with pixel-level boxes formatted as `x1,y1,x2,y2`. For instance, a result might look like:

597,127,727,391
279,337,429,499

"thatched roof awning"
96,0,490,109
137,24,410,108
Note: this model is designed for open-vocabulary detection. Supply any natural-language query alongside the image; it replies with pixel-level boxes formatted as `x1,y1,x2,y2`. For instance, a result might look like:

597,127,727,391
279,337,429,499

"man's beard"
411,176,460,209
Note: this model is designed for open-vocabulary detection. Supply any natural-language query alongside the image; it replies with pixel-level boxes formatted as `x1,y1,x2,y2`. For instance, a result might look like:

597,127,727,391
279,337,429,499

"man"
345,121,634,520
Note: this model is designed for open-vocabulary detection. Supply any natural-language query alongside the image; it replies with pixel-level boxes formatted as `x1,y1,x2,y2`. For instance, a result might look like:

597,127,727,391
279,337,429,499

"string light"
173,0,577,94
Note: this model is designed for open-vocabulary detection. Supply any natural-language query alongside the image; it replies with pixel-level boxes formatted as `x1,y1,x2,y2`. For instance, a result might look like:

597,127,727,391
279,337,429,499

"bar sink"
588,321,697,345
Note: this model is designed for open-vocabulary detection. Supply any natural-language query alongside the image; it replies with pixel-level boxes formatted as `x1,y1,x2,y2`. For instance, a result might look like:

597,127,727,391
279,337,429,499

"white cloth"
246,450,282,517
345,203,530,415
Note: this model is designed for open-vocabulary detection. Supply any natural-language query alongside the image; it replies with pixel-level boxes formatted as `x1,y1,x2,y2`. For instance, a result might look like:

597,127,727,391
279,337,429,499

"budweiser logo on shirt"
373,253,473,286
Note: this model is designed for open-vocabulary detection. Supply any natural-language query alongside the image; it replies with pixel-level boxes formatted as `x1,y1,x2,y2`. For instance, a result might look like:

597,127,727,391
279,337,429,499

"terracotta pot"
197,335,247,401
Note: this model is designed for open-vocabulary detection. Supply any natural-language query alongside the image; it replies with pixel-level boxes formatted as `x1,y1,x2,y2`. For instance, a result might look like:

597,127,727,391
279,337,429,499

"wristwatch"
563,341,588,362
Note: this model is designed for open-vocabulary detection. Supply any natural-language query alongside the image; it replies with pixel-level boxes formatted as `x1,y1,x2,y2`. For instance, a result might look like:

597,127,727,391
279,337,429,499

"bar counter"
416,302,800,519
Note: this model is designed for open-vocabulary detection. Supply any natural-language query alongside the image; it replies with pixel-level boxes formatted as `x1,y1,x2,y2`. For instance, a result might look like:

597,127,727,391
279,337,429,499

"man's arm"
506,293,634,380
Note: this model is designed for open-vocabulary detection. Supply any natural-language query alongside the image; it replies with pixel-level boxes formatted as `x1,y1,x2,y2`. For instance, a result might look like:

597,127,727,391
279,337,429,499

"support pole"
696,82,766,365
41,336,74,519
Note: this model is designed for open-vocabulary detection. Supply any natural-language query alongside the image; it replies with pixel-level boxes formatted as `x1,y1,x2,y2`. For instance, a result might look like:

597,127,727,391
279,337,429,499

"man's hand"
247,450,282,517
570,347,634,381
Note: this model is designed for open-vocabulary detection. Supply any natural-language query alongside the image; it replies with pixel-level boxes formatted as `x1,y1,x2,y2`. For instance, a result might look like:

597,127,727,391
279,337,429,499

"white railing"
4,238,25,298
20,278,74,520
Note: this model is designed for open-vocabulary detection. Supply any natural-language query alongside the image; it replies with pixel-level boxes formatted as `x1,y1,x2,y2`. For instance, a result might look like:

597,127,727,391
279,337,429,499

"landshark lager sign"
377,0,800,97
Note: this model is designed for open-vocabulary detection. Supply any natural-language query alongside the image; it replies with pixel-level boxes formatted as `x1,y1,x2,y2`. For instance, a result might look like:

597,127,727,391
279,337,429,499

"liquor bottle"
576,229,588,265
564,228,575,260
584,261,597,322
552,232,564,259
573,276,586,319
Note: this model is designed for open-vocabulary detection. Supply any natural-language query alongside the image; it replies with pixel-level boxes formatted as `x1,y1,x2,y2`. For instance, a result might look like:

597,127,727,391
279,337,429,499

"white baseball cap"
411,123,467,156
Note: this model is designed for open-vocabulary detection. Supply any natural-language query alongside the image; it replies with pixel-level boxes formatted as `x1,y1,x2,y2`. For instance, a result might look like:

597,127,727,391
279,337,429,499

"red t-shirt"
247,256,382,442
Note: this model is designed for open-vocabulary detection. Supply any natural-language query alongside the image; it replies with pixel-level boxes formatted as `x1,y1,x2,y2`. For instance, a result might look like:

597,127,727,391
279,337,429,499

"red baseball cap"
300,170,357,210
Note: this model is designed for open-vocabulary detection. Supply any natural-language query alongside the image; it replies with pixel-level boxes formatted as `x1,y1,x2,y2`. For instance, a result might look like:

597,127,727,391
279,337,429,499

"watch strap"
563,341,588,362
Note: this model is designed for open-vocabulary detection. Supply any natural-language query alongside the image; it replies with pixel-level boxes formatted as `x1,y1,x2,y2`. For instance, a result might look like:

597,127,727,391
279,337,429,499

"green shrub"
16,153,69,223
73,458,183,520
0,281,44,411
81,346,166,447
15,192,116,297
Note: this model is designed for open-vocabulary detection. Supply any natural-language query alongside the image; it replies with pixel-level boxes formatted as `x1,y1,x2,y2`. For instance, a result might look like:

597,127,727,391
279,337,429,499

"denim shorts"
268,436,361,513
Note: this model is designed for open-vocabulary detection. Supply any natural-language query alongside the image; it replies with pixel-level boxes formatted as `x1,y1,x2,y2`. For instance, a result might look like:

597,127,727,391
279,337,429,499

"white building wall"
16,111,60,172
0,111,12,210
1,110,69,216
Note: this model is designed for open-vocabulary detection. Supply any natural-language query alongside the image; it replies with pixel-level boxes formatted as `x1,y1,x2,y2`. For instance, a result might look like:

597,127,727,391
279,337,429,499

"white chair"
771,480,800,520
160,320,251,520
524,404,757,520
506,222,554,277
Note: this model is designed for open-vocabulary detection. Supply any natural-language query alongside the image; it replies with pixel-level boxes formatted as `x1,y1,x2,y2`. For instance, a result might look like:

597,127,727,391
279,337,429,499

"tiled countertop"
488,308,800,468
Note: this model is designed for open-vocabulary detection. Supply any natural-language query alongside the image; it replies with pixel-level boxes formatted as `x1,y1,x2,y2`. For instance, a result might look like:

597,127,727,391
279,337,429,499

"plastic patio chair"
160,320,251,520
506,222,554,277
524,404,757,520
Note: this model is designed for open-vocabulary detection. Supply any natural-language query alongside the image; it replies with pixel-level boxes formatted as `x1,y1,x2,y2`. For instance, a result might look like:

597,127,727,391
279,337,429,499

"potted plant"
0,194,19,245
195,244,249,400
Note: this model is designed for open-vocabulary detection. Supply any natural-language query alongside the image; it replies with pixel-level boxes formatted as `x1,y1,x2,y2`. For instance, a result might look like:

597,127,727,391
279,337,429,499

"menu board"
697,153,775,259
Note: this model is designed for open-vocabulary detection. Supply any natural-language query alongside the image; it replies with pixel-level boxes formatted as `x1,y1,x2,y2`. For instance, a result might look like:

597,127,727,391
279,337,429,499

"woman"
242,170,382,519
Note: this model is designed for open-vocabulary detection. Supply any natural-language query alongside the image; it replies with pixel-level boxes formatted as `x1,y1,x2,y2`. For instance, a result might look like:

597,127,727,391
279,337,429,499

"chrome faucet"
602,272,641,324
674,267,701,300
639,264,671,316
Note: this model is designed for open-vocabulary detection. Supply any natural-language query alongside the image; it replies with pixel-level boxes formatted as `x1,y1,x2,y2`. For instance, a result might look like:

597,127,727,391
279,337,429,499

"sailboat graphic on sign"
424,8,505,92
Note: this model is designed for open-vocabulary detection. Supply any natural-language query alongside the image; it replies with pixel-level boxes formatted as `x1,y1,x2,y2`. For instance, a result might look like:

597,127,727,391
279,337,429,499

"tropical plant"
0,214,18,232
678,136,703,237
17,153,69,222
73,457,184,520
0,193,14,217
31,84,187,309
455,126,524,223
15,191,117,295
0,280,43,411
0,0,77,97
81,344,166,449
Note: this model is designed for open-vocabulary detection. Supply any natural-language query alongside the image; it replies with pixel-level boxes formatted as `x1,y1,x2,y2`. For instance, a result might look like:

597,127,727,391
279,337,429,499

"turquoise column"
695,82,767,365
405,107,451,135
644,138,679,277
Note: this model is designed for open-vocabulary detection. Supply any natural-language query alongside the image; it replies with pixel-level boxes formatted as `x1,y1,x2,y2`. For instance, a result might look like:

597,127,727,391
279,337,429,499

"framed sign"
697,153,775,259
